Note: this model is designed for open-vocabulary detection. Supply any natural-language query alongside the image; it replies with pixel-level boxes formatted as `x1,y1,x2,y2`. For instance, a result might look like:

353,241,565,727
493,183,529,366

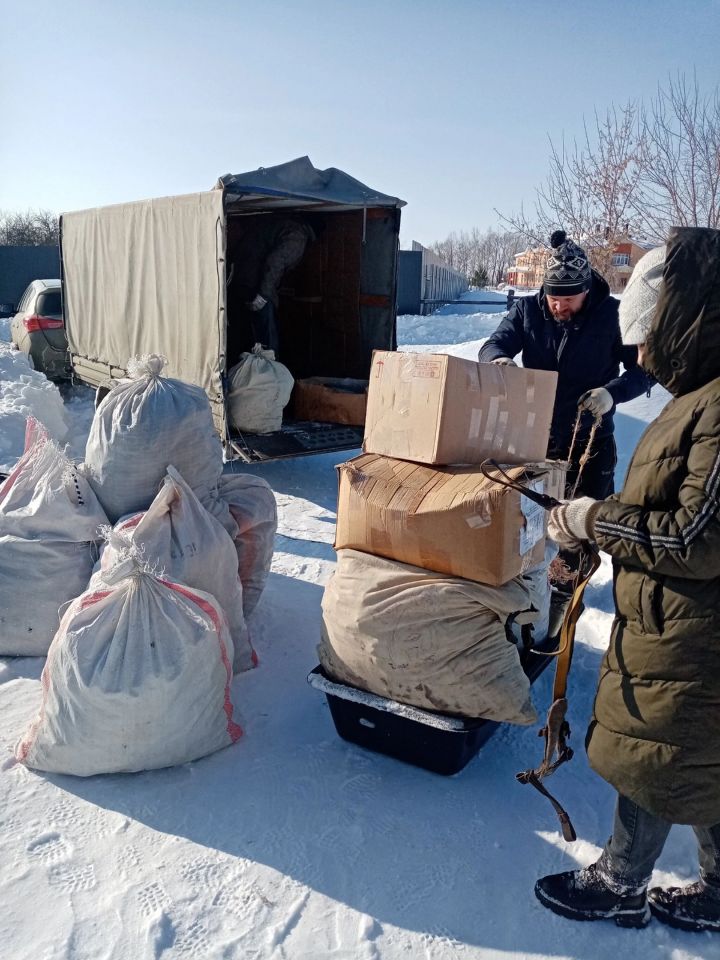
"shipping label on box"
363,351,558,466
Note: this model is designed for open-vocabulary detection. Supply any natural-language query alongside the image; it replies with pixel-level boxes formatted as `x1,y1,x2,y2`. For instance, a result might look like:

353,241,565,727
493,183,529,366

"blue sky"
1,0,718,246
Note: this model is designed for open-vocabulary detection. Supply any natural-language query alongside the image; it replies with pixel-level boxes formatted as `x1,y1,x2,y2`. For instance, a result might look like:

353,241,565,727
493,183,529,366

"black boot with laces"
648,881,720,932
535,862,650,927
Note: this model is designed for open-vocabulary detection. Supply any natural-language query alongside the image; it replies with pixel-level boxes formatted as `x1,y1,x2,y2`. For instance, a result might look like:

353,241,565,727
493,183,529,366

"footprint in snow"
137,880,172,917
27,831,73,864
48,862,97,892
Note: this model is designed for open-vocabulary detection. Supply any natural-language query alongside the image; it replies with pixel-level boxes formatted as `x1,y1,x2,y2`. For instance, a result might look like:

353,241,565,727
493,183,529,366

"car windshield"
37,290,62,318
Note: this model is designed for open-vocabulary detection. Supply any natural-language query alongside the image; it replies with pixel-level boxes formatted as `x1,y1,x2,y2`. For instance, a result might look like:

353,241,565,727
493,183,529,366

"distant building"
609,238,658,290
505,247,546,289
505,235,660,293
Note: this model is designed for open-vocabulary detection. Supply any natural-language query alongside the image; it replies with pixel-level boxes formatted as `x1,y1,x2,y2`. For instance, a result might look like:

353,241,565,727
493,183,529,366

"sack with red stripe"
0,418,108,656
16,554,243,776
202,474,277,618
96,466,256,672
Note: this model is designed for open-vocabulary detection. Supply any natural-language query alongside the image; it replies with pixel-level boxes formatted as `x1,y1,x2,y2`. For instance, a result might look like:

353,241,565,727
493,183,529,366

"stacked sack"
0,418,108,656
318,350,564,724
10,354,278,776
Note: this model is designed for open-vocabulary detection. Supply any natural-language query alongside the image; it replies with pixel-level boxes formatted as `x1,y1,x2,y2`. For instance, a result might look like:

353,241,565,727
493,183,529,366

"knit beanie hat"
543,230,592,297
618,244,666,345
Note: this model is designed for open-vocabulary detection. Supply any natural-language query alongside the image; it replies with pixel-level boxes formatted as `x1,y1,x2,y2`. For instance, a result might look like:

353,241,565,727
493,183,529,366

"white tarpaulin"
62,190,227,432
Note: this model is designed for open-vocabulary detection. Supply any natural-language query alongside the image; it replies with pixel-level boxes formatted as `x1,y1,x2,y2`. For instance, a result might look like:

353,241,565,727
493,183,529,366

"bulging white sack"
97,466,256,673
319,549,538,724
84,355,223,522
227,344,294,434
16,556,243,776
0,418,108,656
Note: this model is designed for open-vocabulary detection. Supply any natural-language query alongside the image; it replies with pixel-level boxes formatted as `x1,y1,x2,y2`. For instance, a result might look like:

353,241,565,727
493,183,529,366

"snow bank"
0,343,68,473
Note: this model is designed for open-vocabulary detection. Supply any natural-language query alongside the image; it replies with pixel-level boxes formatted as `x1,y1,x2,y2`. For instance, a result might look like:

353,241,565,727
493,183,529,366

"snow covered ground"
1,297,715,960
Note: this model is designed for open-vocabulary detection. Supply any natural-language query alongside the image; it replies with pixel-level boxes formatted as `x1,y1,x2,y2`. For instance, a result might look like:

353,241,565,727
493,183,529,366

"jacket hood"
645,227,720,396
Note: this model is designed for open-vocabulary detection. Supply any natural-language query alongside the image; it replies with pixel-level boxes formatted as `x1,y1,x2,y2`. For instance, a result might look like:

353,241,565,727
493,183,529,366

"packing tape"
469,407,483,439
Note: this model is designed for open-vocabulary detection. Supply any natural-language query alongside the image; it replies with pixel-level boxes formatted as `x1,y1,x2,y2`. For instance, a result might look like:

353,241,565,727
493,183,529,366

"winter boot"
535,862,650,927
648,881,720,932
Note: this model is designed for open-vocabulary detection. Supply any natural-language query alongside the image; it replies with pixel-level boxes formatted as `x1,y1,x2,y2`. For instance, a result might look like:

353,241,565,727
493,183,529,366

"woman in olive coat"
534,227,720,933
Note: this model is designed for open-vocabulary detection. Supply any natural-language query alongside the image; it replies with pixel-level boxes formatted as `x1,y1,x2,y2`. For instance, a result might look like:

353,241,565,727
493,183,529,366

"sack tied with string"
96,466,256,673
84,355,224,522
227,344,294,435
16,553,242,776
0,418,108,656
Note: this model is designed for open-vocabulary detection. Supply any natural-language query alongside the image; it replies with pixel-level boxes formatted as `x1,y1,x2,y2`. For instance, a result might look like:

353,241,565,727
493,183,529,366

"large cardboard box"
335,453,567,586
291,377,367,426
363,351,558,465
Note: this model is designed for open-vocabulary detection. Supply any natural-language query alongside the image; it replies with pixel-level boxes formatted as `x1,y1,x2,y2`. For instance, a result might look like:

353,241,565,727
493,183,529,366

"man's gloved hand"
248,294,267,312
491,357,517,366
578,387,613,417
548,497,598,548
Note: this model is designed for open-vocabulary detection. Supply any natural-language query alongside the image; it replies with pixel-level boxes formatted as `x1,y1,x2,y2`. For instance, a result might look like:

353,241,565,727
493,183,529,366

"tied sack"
201,474,277,617
0,418,108,656
84,354,223,522
319,549,538,724
16,555,243,776
227,344,294,434
96,467,256,673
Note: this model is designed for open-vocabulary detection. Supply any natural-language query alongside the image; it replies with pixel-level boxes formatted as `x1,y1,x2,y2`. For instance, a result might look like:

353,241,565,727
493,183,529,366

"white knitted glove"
548,497,598,547
248,294,267,312
578,387,613,417
491,357,517,366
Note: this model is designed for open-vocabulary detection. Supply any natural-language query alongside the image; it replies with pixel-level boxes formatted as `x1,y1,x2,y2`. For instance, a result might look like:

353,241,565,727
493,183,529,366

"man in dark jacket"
226,217,315,361
535,228,720,933
479,230,647,499
480,231,648,635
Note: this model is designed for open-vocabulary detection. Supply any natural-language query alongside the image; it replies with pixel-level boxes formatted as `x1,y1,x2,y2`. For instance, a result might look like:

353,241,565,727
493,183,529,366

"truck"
60,156,405,461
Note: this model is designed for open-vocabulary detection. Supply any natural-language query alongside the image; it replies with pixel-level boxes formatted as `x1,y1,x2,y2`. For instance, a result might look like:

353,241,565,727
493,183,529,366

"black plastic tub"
307,637,557,776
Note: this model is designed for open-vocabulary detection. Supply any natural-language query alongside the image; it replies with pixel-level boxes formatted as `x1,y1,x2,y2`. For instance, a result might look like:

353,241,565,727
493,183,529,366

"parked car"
10,279,70,379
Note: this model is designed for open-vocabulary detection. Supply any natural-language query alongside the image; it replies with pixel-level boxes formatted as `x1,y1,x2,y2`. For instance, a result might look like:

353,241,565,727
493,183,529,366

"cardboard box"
292,377,368,426
363,351,558,465
335,454,567,586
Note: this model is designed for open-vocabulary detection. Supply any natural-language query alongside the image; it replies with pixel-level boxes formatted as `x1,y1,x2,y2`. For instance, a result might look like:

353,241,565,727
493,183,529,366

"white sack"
227,344,294,434
16,556,243,776
84,355,223,522
97,467,256,673
201,474,277,617
319,549,538,724
0,418,108,656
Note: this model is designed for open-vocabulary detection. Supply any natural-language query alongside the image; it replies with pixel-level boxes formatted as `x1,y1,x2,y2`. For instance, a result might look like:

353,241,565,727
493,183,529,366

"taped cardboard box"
363,351,557,465
335,453,567,587
291,377,367,426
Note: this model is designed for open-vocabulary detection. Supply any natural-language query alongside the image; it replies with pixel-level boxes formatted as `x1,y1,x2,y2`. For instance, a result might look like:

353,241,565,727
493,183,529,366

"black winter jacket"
478,272,648,455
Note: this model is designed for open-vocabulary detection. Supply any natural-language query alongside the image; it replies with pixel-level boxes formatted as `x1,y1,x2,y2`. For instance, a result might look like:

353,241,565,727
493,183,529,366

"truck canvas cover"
61,158,405,459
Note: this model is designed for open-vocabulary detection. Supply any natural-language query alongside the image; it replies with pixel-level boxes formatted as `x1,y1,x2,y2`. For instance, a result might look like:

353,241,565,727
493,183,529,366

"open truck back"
61,157,404,461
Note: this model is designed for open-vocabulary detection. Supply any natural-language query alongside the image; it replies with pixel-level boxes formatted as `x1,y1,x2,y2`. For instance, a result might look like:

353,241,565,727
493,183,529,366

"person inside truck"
226,216,316,362
478,229,648,637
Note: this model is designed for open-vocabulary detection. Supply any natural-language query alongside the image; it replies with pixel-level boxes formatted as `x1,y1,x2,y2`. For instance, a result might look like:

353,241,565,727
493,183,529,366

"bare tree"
498,103,644,281
0,209,60,245
633,73,720,235
430,228,527,286
497,74,720,283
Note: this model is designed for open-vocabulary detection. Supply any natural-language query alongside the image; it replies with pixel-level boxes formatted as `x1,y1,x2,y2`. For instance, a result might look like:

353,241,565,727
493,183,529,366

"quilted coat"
585,227,720,825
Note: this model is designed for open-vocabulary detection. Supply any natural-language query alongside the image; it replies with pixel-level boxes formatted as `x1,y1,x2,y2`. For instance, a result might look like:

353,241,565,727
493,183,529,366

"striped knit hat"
543,230,591,297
